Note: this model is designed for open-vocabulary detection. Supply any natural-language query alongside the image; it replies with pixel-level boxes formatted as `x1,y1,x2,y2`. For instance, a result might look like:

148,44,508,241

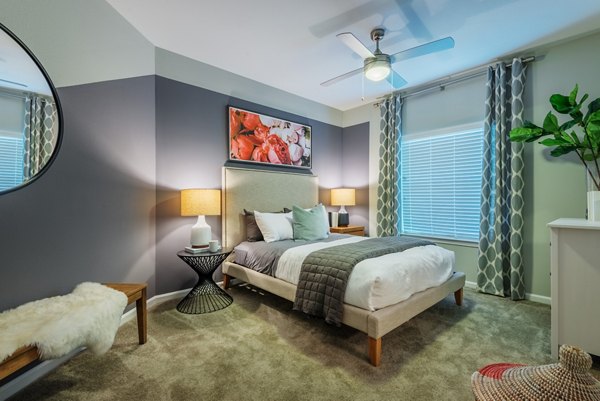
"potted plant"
509,84,600,220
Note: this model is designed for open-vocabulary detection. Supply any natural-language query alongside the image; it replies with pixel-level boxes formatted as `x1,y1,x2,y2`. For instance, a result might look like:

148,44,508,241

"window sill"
402,234,479,248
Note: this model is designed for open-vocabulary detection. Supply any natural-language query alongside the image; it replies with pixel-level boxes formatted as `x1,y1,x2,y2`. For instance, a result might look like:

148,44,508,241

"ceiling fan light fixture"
364,55,391,82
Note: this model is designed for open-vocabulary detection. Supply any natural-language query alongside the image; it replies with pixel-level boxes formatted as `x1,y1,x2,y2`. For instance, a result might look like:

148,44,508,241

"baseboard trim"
1,286,194,400
464,280,551,305
524,292,551,305
119,287,191,324
464,280,477,290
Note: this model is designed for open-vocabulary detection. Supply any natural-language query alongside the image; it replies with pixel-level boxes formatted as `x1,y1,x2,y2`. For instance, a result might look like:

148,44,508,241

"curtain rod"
373,56,536,106
0,84,54,101
0,87,27,100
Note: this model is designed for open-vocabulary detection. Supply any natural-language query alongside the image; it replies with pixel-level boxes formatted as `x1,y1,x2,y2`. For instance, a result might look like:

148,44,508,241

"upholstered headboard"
222,167,318,248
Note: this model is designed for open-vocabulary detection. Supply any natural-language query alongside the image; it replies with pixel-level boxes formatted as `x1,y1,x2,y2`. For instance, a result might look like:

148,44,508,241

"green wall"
344,30,600,301
523,31,600,298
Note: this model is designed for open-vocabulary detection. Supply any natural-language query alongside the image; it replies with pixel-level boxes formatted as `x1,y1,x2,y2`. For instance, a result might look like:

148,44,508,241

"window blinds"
400,129,483,242
0,136,24,191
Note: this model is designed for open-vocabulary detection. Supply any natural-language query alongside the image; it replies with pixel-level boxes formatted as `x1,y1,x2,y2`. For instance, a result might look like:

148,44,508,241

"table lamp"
331,188,355,227
181,189,221,248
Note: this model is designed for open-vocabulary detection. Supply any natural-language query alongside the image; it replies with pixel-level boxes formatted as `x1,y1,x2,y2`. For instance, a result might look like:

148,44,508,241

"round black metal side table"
176,249,233,314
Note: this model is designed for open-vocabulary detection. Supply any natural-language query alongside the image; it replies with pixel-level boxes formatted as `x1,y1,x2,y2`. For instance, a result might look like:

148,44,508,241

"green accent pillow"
292,205,329,241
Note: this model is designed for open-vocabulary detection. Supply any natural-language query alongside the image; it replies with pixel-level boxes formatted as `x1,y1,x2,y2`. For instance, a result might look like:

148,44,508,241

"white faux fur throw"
0,282,127,361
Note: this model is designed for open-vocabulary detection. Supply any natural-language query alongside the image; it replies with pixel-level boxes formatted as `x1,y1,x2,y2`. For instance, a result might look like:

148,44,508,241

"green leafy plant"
509,84,600,191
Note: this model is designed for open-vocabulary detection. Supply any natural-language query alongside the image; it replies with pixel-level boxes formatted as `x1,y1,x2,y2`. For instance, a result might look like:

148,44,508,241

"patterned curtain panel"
23,95,57,180
376,95,402,237
477,59,526,300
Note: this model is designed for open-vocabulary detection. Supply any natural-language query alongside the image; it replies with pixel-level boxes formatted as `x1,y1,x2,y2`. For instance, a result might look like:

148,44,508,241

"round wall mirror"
0,22,63,195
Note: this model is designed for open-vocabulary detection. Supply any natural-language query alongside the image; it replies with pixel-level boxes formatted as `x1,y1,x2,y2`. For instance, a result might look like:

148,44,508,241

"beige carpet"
7,286,571,400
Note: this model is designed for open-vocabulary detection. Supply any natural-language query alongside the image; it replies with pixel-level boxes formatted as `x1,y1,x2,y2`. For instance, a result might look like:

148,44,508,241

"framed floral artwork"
228,106,312,169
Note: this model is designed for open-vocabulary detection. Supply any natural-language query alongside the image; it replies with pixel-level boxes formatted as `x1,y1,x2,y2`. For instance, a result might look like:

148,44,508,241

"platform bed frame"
221,167,466,367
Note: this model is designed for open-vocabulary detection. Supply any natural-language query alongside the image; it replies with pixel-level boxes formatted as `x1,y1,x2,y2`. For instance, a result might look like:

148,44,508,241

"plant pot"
588,191,600,221
587,170,600,221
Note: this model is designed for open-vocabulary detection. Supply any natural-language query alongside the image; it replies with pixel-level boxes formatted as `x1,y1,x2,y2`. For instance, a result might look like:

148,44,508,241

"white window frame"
400,122,483,244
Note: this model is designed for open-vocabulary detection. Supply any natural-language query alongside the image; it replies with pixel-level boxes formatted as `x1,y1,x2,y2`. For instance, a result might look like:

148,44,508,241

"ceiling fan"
321,28,455,89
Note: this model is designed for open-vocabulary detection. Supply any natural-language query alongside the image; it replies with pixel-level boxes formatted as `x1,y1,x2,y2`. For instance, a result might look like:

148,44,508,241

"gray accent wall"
155,76,344,295
342,122,370,233
0,72,353,311
0,0,352,310
0,76,156,310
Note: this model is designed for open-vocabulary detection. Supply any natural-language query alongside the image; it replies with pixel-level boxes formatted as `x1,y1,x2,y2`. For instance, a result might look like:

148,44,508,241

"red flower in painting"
251,144,269,162
230,110,241,139
234,135,255,160
242,112,261,131
266,134,291,164
254,123,270,142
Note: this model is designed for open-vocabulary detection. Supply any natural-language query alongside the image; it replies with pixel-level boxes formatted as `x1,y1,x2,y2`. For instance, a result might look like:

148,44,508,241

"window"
400,126,483,242
0,93,26,191
0,135,24,191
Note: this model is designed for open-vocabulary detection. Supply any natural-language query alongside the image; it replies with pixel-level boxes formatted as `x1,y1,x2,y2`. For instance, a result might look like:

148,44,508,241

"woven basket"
471,345,600,401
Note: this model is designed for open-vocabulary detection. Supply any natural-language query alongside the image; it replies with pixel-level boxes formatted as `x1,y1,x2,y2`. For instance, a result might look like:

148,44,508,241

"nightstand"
176,249,233,314
330,225,365,236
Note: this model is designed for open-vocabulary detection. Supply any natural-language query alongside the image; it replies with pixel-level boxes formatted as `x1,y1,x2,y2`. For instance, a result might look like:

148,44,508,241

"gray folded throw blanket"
293,236,433,325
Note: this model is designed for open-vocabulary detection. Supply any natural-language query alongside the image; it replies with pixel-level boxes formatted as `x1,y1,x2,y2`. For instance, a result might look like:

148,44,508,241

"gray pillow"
243,209,263,242
243,208,291,241
292,205,328,241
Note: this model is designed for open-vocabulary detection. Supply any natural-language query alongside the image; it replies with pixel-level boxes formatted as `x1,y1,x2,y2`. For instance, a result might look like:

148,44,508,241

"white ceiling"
106,0,600,111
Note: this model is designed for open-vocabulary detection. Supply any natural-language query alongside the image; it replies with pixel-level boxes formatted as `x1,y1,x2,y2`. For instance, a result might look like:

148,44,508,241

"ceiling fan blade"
337,32,374,59
320,66,363,87
386,69,407,89
390,37,455,64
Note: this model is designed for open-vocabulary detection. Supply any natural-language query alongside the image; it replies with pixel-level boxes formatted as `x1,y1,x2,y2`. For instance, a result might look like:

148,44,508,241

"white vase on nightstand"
190,215,211,247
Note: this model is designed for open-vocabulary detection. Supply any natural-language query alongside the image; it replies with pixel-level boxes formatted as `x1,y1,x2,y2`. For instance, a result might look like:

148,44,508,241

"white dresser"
548,218,600,358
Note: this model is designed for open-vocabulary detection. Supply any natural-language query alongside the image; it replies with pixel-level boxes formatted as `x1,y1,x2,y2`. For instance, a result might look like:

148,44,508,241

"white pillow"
254,211,293,243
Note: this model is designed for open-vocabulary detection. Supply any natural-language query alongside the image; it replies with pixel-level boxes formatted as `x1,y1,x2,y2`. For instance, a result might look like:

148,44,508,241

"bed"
220,167,466,366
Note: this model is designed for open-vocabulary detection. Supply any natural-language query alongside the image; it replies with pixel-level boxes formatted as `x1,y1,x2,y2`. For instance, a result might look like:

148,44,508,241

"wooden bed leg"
454,287,464,306
368,337,382,367
222,273,231,289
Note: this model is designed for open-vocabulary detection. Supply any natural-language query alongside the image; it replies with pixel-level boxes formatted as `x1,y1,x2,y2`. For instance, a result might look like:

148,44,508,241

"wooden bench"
0,283,147,381
0,346,39,382
104,283,147,345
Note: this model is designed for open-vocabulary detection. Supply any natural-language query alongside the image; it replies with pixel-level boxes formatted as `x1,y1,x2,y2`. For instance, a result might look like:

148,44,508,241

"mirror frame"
0,22,63,196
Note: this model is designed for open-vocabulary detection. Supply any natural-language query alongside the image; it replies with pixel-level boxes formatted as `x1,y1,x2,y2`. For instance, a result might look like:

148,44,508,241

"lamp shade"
331,188,356,206
181,189,221,216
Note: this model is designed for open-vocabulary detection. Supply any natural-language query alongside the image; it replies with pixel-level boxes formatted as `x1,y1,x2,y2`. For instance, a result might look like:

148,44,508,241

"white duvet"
275,237,454,311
